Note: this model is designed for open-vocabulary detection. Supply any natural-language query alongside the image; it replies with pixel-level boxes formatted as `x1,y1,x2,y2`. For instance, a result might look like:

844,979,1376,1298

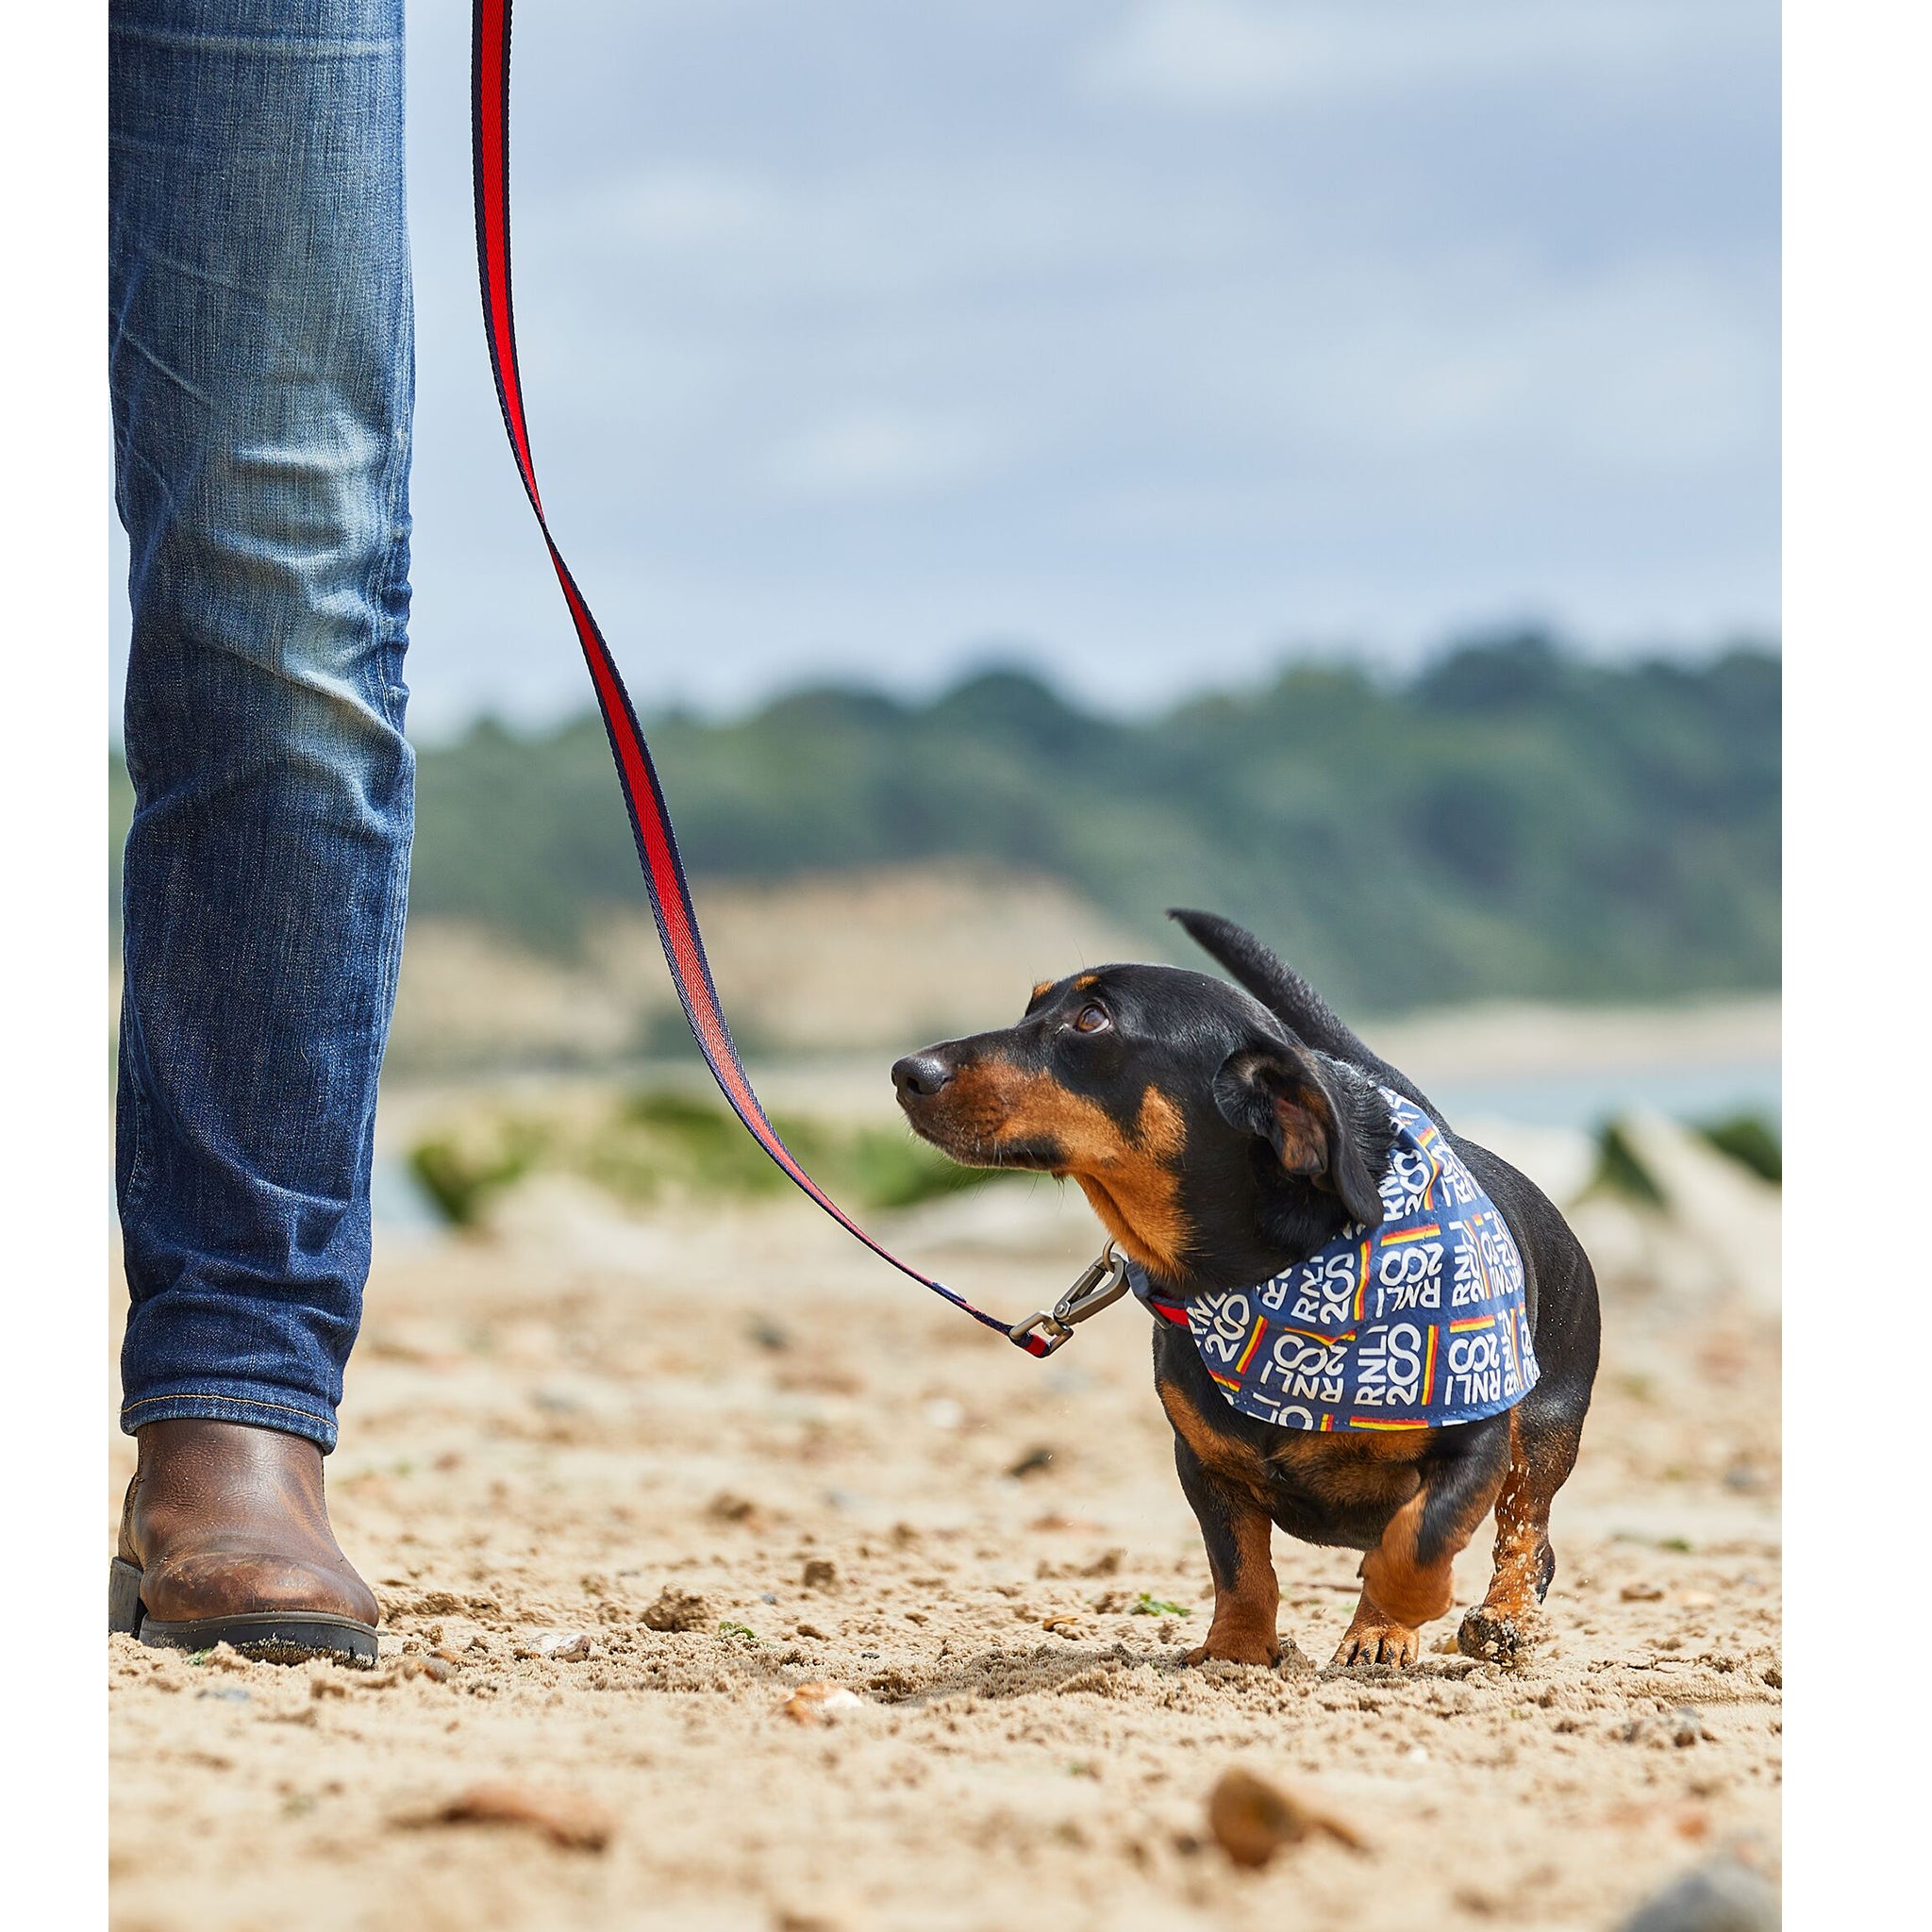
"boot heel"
108,1558,145,1636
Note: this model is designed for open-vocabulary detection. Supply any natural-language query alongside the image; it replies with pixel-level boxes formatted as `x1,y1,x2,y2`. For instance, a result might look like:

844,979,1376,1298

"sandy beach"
108,1161,1780,1932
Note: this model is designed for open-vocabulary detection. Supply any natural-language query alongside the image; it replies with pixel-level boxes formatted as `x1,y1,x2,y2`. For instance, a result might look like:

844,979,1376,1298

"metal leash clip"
1008,1242,1132,1356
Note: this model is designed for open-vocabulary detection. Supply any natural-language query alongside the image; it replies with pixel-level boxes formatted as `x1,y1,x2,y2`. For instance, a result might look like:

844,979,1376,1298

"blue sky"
111,0,1779,736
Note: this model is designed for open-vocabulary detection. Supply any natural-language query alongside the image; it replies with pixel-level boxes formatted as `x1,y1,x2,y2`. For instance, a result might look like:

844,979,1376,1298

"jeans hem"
119,1391,339,1453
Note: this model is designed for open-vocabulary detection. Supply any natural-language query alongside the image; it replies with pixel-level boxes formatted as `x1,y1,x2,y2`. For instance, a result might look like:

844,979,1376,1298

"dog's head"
892,953,1391,1290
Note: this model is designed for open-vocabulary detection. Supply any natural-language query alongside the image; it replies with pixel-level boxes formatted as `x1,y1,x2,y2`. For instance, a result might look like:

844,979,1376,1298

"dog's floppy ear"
1212,1043,1386,1227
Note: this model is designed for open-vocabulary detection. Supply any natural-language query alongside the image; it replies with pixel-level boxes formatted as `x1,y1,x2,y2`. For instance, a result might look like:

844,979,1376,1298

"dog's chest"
1255,1431,1426,1549
1261,1431,1423,1516
1157,1354,1422,1540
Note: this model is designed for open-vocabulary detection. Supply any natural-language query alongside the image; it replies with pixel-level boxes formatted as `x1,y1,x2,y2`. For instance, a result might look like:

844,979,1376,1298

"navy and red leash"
470,0,1129,1357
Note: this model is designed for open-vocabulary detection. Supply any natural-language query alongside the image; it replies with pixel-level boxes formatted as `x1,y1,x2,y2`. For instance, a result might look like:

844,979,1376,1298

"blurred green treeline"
110,631,1779,1015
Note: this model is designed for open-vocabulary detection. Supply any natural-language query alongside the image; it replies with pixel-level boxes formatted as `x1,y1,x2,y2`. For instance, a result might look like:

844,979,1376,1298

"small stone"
1006,1446,1056,1479
641,1589,711,1633
1206,1768,1366,1869
1668,1707,1714,1747
419,1780,613,1852
1621,1580,1666,1601
776,1681,866,1725
1617,1856,1779,1932
800,1559,839,1593
1041,1615,1084,1639
525,1628,593,1660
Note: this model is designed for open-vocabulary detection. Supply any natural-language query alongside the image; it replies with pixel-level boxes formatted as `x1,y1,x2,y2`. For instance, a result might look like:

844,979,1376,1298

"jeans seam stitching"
121,1392,332,1424
116,991,158,1239
368,301,413,738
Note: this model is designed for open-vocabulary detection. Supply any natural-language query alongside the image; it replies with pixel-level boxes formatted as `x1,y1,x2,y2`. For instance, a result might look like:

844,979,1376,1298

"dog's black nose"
891,1053,954,1101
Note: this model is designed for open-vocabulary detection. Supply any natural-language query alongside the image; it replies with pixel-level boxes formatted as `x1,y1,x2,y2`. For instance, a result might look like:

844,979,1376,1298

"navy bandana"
1129,1090,1539,1432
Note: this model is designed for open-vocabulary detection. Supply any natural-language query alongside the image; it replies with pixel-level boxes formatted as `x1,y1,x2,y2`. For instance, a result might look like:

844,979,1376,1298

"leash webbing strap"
470,0,1051,1356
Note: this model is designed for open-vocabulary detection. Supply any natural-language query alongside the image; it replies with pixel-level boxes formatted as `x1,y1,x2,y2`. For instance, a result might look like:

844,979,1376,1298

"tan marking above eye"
1073,973,1100,990
1030,980,1056,1003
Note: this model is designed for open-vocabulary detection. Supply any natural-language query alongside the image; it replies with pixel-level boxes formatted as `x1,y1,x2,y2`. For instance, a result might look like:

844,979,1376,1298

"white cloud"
1080,0,1767,111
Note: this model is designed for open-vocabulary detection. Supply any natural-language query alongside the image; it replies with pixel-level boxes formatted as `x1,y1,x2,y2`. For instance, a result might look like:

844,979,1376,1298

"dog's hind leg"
1337,1415,1510,1669
1457,1388,1590,1665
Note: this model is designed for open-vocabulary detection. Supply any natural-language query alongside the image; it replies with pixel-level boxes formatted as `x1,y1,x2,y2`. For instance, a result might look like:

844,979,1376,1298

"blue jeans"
111,0,413,1453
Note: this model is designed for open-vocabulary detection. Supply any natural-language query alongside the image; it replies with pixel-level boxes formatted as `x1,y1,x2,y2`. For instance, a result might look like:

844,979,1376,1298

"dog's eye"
1073,1004,1110,1034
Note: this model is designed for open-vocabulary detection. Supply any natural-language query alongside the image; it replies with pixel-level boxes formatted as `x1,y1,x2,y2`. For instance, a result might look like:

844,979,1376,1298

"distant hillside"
111,633,1780,1016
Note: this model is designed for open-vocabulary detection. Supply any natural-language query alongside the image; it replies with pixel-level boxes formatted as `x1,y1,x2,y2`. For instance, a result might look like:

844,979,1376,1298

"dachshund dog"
892,910,1600,1670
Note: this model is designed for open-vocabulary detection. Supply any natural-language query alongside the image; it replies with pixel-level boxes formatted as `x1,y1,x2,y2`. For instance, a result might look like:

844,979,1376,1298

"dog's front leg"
1171,1433,1281,1666
1337,1416,1511,1670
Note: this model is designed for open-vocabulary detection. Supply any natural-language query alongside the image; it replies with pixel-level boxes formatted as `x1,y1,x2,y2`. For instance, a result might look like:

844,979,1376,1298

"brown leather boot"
109,1418,380,1665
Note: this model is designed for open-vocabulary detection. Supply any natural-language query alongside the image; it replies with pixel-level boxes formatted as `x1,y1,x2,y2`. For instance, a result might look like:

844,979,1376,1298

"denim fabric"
111,0,414,1452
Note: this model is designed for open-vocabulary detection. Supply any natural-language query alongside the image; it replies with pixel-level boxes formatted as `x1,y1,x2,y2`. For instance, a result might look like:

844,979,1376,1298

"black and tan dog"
891,909,1600,1670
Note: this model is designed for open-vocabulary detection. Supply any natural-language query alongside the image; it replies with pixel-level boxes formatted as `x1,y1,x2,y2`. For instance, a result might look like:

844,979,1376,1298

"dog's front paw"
1183,1636,1281,1668
1331,1616,1420,1670
1456,1603,1537,1667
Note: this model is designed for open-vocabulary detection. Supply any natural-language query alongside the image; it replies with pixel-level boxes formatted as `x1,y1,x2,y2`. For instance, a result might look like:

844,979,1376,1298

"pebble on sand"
418,1781,614,1852
392,1654,457,1681
1616,1856,1779,1932
1667,1707,1716,1748
1206,1768,1367,1869
523,1628,594,1660
775,1682,866,1725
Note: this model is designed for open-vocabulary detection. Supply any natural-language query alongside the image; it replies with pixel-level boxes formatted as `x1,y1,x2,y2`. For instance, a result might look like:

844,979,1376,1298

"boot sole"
109,1557,378,1667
